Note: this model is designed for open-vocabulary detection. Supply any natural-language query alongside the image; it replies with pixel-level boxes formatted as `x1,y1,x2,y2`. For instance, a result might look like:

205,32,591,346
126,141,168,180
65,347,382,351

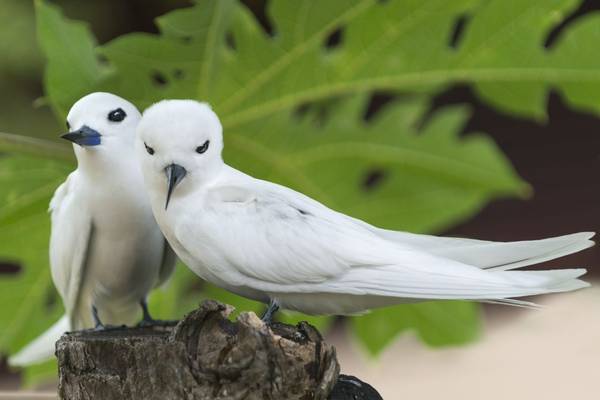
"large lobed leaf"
226,94,526,232
352,301,481,356
34,0,106,119
0,155,72,383
65,0,600,124
25,0,526,354
11,0,595,372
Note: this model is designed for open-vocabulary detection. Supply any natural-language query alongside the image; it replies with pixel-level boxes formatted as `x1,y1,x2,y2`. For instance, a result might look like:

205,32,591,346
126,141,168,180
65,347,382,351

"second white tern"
136,99,593,321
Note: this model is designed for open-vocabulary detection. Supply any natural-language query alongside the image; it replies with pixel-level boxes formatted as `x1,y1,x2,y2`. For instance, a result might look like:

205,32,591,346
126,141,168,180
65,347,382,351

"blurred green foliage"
2,0,599,385
0,1,57,140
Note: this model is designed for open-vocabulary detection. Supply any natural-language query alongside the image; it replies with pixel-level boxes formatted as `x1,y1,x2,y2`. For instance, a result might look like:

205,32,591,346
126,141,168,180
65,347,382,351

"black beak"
165,164,187,209
61,125,102,147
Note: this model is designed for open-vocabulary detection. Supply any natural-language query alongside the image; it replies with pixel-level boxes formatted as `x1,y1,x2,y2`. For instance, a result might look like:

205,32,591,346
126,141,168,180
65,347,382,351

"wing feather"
176,180,507,289
175,178,588,306
176,182,388,286
365,226,594,270
49,172,93,321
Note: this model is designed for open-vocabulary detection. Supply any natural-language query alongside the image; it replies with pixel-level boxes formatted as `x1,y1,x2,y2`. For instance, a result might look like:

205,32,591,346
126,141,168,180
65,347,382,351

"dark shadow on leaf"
324,27,344,49
173,69,185,80
362,169,388,191
225,31,237,50
364,92,396,122
45,287,59,309
293,102,311,120
242,0,273,35
96,54,109,66
0,261,21,276
544,0,600,48
293,99,342,128
151,71,168,87
449,14,470,49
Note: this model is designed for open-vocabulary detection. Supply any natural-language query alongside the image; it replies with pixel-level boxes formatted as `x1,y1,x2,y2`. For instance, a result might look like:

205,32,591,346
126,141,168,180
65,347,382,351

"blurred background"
1,1,599,398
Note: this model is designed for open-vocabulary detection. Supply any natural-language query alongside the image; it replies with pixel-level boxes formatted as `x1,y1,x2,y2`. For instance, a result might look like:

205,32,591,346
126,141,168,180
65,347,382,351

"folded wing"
176,179,590,309
49,172,93,326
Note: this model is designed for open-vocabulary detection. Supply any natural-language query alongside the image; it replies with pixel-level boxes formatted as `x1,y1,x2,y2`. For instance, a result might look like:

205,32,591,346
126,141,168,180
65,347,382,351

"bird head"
136,99,224,210
63,92,141,153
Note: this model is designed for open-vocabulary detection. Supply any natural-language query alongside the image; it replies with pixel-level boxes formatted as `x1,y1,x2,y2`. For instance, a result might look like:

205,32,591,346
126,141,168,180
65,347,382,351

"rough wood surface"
56,300,381,400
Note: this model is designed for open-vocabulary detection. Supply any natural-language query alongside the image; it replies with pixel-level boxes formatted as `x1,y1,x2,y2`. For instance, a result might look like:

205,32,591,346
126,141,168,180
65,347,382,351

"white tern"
9,93,176,366
136,99,593,320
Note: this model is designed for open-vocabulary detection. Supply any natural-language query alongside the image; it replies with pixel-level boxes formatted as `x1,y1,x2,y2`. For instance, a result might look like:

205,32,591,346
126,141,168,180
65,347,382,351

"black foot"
136,299,178,327
92,324,126,332
261,299,280,325
92,305,105,330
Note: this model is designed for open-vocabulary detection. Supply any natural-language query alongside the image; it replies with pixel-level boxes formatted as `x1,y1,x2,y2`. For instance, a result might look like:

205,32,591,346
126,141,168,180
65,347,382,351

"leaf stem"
0,132,74,163
222,67,600,129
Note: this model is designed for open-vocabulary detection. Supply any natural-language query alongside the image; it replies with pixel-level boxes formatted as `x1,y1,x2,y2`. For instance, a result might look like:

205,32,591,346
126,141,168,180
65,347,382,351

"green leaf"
26,0,529,357
22,0,588,375
455,0,580,119
547,12,600,115
0,0,43,80
226,95,526,232
0,156,71,381
35,0,105,119
0,154,71,385
147,263,204,321
0,132,73,162
21,358,58,387
352,301,481,355
40,0,600,122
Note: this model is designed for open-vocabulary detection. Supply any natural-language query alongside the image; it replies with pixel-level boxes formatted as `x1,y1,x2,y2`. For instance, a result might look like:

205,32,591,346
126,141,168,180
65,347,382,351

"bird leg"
140,299,155,325
92,305,106,331
261,299,280,325
137,299,177,327
91,305,125,331
137,299,158,327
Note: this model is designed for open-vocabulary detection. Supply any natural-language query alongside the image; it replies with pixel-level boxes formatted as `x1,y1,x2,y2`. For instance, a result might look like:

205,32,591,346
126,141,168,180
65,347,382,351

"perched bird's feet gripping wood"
91,305,126,331
261,298,280,325
136,299,178,327
91,305,107,331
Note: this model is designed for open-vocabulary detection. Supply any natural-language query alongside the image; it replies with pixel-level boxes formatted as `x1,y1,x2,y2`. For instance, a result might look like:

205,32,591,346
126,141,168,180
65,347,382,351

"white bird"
136,99,593,320
9,93,175,366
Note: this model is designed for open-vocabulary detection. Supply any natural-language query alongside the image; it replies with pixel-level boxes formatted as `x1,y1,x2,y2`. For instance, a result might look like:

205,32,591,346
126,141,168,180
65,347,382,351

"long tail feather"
8,314,70,367
326,266,589,301
370,229,594,270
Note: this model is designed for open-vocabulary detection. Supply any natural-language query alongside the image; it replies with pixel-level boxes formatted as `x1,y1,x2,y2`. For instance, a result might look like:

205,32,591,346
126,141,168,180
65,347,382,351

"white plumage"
136,99,593,317
10,93,175,366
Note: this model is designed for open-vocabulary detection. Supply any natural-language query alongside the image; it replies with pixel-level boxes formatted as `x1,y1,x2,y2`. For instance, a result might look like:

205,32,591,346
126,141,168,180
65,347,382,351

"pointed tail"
370,229,595,270
8,314,70,367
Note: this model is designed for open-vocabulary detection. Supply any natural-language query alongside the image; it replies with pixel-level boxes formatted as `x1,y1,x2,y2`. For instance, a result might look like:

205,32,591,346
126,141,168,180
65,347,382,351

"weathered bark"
57,300,382,400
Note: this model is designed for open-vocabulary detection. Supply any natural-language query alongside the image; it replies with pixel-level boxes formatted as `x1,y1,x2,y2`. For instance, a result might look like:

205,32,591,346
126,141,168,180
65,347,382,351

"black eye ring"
66,120,71,130
144,142,155,155
196,140,210,154
108,108,127,122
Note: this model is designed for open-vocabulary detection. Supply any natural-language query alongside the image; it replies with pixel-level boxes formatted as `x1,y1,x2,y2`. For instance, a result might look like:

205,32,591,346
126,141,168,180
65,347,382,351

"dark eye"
196,140,210,154
144,142,155,155
108,108,127,122
66,120,71,130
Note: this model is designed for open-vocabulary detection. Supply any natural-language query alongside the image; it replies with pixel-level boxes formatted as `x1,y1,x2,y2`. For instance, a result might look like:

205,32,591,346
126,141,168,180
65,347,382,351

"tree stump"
56,300,383,400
